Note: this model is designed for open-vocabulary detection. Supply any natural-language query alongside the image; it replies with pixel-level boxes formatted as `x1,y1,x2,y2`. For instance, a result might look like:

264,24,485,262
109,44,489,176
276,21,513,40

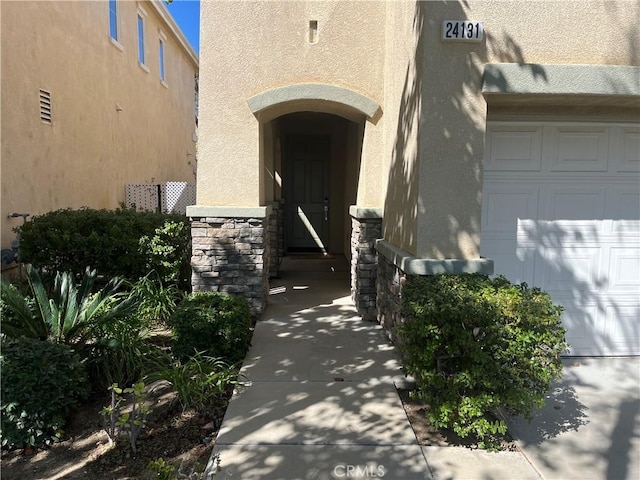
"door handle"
324,205,329,221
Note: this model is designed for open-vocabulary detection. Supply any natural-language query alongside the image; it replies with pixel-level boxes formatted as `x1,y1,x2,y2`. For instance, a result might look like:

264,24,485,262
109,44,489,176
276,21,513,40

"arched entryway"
189,84,381,317
247,84,380,278
247,84,382,319
265,112,364,268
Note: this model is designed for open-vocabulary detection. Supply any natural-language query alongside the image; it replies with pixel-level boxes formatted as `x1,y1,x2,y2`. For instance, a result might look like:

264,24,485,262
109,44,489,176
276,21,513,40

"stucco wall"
0,0,198,249
400,0,640,259
196,0,639,260
381,0,422,256
197,0,386,207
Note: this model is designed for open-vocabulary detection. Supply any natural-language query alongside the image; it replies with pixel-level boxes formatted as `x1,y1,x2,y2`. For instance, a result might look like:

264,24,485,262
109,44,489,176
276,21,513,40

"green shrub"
139,220,191,290
0,336,90,449
170,292,252,364
16,207,190,286
1,266,161,392
146,353,241,415
399,274,568,449
85,316,160,391
1,265,133,344
128,272,183,327
100,382,151,454
147,457,176,480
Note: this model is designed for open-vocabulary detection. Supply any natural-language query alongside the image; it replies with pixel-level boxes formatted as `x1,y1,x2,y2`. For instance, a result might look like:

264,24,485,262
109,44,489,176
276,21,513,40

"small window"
39,89,52,124
109,0,118,41
159,33,166,84
137,14,145,65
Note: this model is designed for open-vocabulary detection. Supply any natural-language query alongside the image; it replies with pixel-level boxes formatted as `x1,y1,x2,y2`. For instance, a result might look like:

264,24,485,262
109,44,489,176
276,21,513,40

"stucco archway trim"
247,83,381,121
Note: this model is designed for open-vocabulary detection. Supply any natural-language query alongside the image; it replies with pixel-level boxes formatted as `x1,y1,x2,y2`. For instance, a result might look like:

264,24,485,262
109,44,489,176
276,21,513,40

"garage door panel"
536,246,603,294
482,185,538,233
607,247,640,292
550,126,609,172
616,126,640,172
560,304,600,356
608,188,640,232
483,121,640,356
601,305,640,355
482,239,535,285
542,186,606,222
517,219,604,250
485,127,542,171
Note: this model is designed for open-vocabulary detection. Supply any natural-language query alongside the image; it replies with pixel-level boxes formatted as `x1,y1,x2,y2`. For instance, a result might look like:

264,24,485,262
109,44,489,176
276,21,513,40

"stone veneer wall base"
349,206,383,321
267,200,284,278
188,206,271,317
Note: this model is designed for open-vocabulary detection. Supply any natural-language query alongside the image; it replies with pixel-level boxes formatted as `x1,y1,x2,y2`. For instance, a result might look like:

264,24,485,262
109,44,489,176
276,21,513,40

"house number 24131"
442,21,484,42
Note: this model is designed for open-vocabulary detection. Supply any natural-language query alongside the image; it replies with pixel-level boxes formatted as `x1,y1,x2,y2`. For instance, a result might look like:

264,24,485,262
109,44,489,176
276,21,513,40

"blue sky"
166,0,200,54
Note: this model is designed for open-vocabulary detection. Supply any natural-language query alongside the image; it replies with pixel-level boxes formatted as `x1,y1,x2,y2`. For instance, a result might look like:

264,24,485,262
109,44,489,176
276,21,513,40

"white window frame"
109,0,123,51
137,5,149,72
159,30,168,87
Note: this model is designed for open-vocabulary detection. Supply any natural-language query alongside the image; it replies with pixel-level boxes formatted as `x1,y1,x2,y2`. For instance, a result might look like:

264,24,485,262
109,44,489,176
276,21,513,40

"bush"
146,353,241,415
85,316,161,392
0,336,90,449
170,292,252,364
1,266,161,392
139,220,191,290
0,265,132,344
128,272,183,327
399,274,568,449
16,207,190,286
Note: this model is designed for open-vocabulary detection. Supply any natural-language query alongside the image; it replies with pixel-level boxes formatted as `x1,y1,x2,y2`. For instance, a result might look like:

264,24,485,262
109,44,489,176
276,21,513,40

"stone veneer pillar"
186,206,271,317
349,206,383,321
375,239,494,342
267,200,284,278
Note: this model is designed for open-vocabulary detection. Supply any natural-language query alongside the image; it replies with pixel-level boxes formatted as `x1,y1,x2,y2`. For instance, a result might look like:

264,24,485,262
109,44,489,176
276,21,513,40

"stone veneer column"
375,239,494,342
267,200,284,278
376,253,409,345
187,206,271,317
349,206,383,321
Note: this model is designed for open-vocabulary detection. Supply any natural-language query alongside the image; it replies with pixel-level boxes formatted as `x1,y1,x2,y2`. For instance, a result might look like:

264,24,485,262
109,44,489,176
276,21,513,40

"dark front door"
285,135,330,253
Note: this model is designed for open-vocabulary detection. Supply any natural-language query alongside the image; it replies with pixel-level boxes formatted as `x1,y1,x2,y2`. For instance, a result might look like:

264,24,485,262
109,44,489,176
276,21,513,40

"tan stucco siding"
381,0,422,256
197,0,386,207
1,1,197,248
195,0,639,259
477,0,640,66
410,0,640,259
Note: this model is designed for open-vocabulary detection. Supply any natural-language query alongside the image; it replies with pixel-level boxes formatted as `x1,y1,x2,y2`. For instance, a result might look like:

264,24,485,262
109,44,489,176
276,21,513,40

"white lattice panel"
160,182,196,214
125,184,160,212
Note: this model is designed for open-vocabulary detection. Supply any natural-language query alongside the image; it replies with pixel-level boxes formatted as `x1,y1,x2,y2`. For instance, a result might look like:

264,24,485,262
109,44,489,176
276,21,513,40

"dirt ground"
1,386,515,480
0,383,221,480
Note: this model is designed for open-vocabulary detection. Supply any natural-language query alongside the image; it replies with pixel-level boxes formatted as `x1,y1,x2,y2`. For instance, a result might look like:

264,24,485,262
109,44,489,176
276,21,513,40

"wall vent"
39,89,52,124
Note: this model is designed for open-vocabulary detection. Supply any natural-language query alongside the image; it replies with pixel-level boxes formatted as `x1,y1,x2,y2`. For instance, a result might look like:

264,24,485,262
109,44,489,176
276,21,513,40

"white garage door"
481,121,640,356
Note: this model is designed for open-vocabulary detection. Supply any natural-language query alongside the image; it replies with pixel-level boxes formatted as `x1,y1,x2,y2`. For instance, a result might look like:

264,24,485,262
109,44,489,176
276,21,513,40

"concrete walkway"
507,356,640,480
205,257,639,479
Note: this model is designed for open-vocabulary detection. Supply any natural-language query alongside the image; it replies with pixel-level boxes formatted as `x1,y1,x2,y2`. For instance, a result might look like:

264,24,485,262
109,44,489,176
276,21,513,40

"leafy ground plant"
146,353,241,417
0,265,132,345
399,274,568,449
0,336,89,449
170,292,252,364
128,271,182,327
101,382,151,454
